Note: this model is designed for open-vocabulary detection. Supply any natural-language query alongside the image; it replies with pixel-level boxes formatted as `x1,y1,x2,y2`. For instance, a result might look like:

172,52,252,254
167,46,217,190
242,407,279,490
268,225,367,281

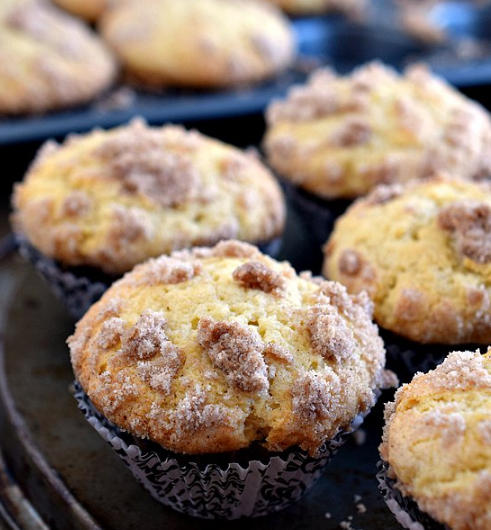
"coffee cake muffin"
0,0,117,115
99,0,296,88
324,176,491,347
12,119,285,316
379,349,491,530
264,62,491,201
69,240,393,518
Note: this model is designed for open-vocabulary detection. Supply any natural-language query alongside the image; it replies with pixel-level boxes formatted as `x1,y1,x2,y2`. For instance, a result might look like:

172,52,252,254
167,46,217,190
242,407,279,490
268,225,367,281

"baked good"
323,176,491,345
69,240,392,517
12,119,285,277
51,0,106,22
99,0,296,88
263,62,491,200
0,0,117,115
379,349,491,530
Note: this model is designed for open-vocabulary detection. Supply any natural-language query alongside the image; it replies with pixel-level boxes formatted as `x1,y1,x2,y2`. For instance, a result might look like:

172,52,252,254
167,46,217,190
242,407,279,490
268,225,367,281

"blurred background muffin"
260,0,366,18
11,119,285,316
263,61,491,251
379,349,491,530
98,0,296,89
0,0,117,115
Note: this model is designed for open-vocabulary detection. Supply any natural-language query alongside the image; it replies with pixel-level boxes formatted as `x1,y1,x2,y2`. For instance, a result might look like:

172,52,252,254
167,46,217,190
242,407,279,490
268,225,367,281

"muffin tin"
1,1,491,145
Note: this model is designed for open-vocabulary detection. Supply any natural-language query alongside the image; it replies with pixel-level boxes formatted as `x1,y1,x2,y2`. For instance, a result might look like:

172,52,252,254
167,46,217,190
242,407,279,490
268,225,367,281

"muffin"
99,0,296,89
379,349,491,530
51,0,106,22
323,176,491,375
11,119,285,317
0,0,117,115
263,62,491,246
69,240,393,518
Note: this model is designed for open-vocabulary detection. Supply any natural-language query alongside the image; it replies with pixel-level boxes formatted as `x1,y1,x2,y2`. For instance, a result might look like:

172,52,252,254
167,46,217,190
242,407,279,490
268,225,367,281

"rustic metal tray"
0,205,403,530
2,1,491,146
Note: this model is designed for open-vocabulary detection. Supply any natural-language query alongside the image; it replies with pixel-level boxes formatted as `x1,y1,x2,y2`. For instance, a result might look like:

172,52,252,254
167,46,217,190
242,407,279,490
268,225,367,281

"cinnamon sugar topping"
137,353,183,395
94,120,200,207
197,317,268,393
292,371,341,423
339,249,362,276
438,200,491,264
329,118,372,147
365,183,404,206
263,343,294,364
60,191,92,217
308,305,356,362
232,261,286,295
135,256,201,286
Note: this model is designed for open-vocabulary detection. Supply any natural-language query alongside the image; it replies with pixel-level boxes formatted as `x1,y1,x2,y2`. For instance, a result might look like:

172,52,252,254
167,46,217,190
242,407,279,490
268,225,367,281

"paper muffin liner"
16,234,109,320
73,381,366,520
376,460,449,530
281,181,351,250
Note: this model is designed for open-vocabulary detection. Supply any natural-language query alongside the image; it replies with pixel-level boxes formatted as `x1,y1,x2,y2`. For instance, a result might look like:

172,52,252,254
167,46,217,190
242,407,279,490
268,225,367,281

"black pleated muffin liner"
380,328,484,384
15,234,282,321
73,381,367,520
281,180,351,251
377,460,450,530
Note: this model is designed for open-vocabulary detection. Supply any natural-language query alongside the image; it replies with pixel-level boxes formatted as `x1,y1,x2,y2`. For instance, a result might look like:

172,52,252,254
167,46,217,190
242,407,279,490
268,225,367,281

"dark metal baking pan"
0,205,403,530
2,2,491,146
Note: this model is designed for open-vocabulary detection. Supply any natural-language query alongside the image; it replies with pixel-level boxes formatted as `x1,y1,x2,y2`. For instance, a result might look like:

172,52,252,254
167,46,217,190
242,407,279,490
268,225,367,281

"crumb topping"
136,353,183,395
365,183,404,206
478,420,491,444
232,261,285,295
60,191,93,218
108,204,154,245
292,370,342,424
329,118,372,147
133,255,202,287
263,342,294,364
96,317,125,350
438,200,491,264
421,408,467,447
94,120,200,207
177,240,262,260
197,317,268,394
307,305,356,362
339,249,362,276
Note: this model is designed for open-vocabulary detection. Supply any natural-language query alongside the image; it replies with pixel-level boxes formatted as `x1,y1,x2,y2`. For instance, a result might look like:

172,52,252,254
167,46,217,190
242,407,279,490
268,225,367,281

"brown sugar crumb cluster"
263,343,294,364
307,305,356,362
421,407,467,448
438,200,491,264
176,240,262,261
197,317,269,394
132,256,202,287
107,204,153,245
329,118,372,147
292,371,342,426
94,120,200,208
60,191,93,218
232,261,286,295
338,249,362,276
365,183,404,206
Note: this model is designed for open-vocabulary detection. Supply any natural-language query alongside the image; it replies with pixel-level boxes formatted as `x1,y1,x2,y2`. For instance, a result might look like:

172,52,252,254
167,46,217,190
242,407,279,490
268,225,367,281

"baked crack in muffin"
0,0,117,115
69,241,393,517
379,349,491,530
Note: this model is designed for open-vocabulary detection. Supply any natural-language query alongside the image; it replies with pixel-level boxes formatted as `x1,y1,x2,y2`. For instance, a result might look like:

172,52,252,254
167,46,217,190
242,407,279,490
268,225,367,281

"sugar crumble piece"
232,261,286,295
197,317,269,394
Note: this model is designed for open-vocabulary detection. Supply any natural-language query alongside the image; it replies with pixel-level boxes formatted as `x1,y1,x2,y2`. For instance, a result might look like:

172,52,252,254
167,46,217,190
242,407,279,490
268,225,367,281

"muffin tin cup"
16,234,109,320
380,329,483,384
73,381,366,520
281,181,351,251
376,460,449,530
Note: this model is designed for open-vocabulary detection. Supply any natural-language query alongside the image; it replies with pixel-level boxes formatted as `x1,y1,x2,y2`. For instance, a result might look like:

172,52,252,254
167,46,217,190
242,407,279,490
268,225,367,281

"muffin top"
0,0,117,115
12,120,285,276
99,0,295,88
51,0,106,22
324,176,491,344
380,349,491,530
263,62,491,199
69,240,391,456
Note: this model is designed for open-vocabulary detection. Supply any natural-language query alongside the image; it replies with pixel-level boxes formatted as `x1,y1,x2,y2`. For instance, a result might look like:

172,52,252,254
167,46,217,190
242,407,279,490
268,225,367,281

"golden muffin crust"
380,350,491,530
0,0,117,115
12,119,285,275
263,62,491,199
99,0,296,88
324,176,491,344
262,0,365,17
69,240,391,455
